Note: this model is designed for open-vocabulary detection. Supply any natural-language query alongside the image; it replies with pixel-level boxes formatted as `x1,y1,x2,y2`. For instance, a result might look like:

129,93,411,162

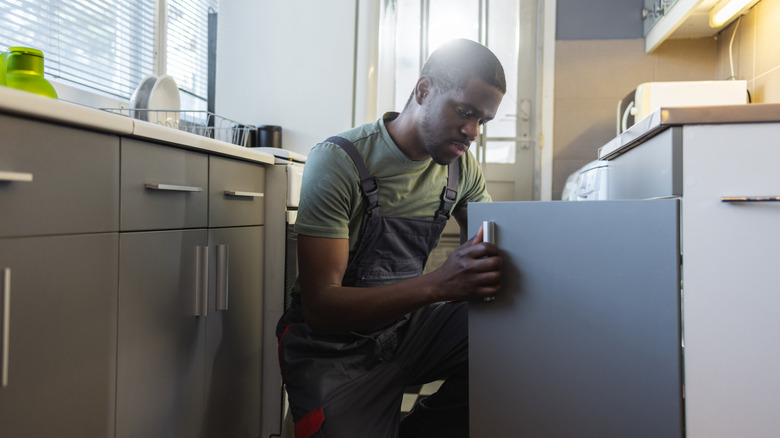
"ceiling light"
709,0,760,27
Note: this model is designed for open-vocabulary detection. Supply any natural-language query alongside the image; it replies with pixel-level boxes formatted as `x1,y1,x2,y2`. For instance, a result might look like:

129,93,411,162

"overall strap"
436,158,460,222
325,136,380,216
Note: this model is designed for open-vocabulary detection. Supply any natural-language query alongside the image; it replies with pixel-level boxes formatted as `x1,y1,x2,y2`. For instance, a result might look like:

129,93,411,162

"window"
384,0,521,164
0,0,216,108
379,0,541,202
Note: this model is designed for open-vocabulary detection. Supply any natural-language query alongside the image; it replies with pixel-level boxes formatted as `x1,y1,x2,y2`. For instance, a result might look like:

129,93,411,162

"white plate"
130,75,157,121
147,74,181,128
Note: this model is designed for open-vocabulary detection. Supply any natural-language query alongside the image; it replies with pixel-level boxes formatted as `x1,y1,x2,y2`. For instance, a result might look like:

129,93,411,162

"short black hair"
421,38,506,95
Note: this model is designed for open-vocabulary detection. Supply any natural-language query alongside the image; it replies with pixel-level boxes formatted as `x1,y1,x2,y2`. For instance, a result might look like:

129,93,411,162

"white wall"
216,0,358,155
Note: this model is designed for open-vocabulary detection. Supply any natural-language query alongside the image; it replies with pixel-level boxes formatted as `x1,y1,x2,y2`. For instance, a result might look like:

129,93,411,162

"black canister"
257,125,282,148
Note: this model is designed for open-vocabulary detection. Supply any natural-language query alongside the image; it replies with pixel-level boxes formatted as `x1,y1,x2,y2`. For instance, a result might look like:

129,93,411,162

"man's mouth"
449,142,466,157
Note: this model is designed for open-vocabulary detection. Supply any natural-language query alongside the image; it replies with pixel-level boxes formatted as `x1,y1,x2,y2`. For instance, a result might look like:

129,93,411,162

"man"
277,38,505,438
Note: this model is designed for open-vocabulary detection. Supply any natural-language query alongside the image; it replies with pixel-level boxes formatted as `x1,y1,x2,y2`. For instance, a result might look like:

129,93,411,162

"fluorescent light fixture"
709,0,760,27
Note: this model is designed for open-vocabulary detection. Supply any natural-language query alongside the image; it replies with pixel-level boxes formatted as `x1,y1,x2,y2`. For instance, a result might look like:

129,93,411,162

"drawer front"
209,155,265,227
121,139,208,231
0,114,119,238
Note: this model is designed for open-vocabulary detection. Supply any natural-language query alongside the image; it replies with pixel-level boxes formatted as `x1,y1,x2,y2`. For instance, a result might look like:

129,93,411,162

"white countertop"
0,86,275,165
598,103,780,160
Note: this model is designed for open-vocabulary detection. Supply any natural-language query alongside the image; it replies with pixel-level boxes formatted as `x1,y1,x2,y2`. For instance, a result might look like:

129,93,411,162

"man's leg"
396,301,469,438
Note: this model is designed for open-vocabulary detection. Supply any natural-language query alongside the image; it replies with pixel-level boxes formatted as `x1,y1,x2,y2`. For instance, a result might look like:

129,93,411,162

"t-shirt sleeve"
293,143,359,239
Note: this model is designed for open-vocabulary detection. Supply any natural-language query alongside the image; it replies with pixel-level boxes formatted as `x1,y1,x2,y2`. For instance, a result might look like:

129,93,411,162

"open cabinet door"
468,200,683,438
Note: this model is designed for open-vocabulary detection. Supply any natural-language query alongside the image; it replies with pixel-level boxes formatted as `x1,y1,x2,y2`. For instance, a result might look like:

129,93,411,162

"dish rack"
100,108,257,146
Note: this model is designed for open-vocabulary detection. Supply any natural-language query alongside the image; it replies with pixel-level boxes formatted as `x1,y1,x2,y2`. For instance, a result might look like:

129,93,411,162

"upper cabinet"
644,0,757,52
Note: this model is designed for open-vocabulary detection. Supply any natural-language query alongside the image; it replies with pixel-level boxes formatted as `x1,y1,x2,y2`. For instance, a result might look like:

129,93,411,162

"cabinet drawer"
0,114,119,238
209,156,265,227
121,139,208,231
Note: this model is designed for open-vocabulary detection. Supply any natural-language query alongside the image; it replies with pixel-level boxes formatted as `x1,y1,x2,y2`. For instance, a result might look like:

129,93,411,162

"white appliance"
617,80,747,134
561,160,609,201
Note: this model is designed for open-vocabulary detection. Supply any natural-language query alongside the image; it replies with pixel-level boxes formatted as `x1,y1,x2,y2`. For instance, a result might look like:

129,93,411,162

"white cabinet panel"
682,123,780,437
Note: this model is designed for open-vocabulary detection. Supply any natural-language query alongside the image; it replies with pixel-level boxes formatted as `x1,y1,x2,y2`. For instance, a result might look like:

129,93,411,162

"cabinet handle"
721,196,780,203
224,190,264,198
216,244,229,311
0,171,33,182
482,221,497,302
194,246,209,317
145,183,203,192
2,268,10,388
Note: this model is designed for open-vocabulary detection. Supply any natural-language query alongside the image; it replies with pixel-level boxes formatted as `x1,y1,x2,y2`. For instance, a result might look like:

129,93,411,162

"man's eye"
456,107,472,117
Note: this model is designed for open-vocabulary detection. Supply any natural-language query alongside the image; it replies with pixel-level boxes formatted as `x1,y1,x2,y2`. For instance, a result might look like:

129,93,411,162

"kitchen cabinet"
0,115,120,437
204,155,266,438
1,101,274,438
600,110,780,436
681,123,780,437
468,200,684,438
643,0,723,52
115,140,266,438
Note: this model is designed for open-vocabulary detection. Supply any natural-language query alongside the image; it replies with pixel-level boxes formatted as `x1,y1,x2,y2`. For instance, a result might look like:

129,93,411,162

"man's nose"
461,120,479,142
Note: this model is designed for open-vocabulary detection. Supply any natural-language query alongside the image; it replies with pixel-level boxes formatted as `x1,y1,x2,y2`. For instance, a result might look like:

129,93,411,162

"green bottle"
1,47,58,99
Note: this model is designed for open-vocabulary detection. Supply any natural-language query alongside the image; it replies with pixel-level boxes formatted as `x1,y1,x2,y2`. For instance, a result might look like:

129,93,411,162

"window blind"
167,0,216,103
0,0,155,99
0,0,217,104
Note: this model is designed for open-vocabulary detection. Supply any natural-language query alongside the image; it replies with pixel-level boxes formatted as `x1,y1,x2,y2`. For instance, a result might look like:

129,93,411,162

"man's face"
419,77,504,165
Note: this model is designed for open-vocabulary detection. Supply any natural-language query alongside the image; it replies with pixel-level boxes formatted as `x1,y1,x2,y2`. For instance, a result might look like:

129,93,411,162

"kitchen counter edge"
0,86,275,166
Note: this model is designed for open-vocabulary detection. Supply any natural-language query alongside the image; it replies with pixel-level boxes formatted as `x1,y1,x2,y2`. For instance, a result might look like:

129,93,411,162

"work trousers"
277,300,469,438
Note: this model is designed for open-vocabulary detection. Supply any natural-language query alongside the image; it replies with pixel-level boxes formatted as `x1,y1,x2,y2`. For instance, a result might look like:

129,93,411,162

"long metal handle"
145,183,203,192
482,221,497,302
0,171,33,182
216,244,229,311
194,246,209,317
722,196,780,203
224,190,264,198
2,268,10,387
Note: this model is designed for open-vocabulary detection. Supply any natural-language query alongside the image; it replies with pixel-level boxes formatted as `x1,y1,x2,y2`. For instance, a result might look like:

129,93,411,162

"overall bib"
277,136,469,438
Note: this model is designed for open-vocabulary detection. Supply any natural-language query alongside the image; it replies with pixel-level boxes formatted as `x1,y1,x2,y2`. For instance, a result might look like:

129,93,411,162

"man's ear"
414,76,432,105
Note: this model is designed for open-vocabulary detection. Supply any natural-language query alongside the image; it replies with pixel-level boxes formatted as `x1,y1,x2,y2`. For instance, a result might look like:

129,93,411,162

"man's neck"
385,110,428,161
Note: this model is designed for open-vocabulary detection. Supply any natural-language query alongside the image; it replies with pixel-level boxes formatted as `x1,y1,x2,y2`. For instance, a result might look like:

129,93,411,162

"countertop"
598,103,780,160
0,86,275,165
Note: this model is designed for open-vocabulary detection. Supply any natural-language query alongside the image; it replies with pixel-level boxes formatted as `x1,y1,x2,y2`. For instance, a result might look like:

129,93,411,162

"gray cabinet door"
468,200,683,438
204,226,264,438
116,229,208,438
0,233,118,438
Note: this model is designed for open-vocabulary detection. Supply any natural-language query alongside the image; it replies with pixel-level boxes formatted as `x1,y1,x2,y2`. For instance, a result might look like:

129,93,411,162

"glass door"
381,0,541,201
